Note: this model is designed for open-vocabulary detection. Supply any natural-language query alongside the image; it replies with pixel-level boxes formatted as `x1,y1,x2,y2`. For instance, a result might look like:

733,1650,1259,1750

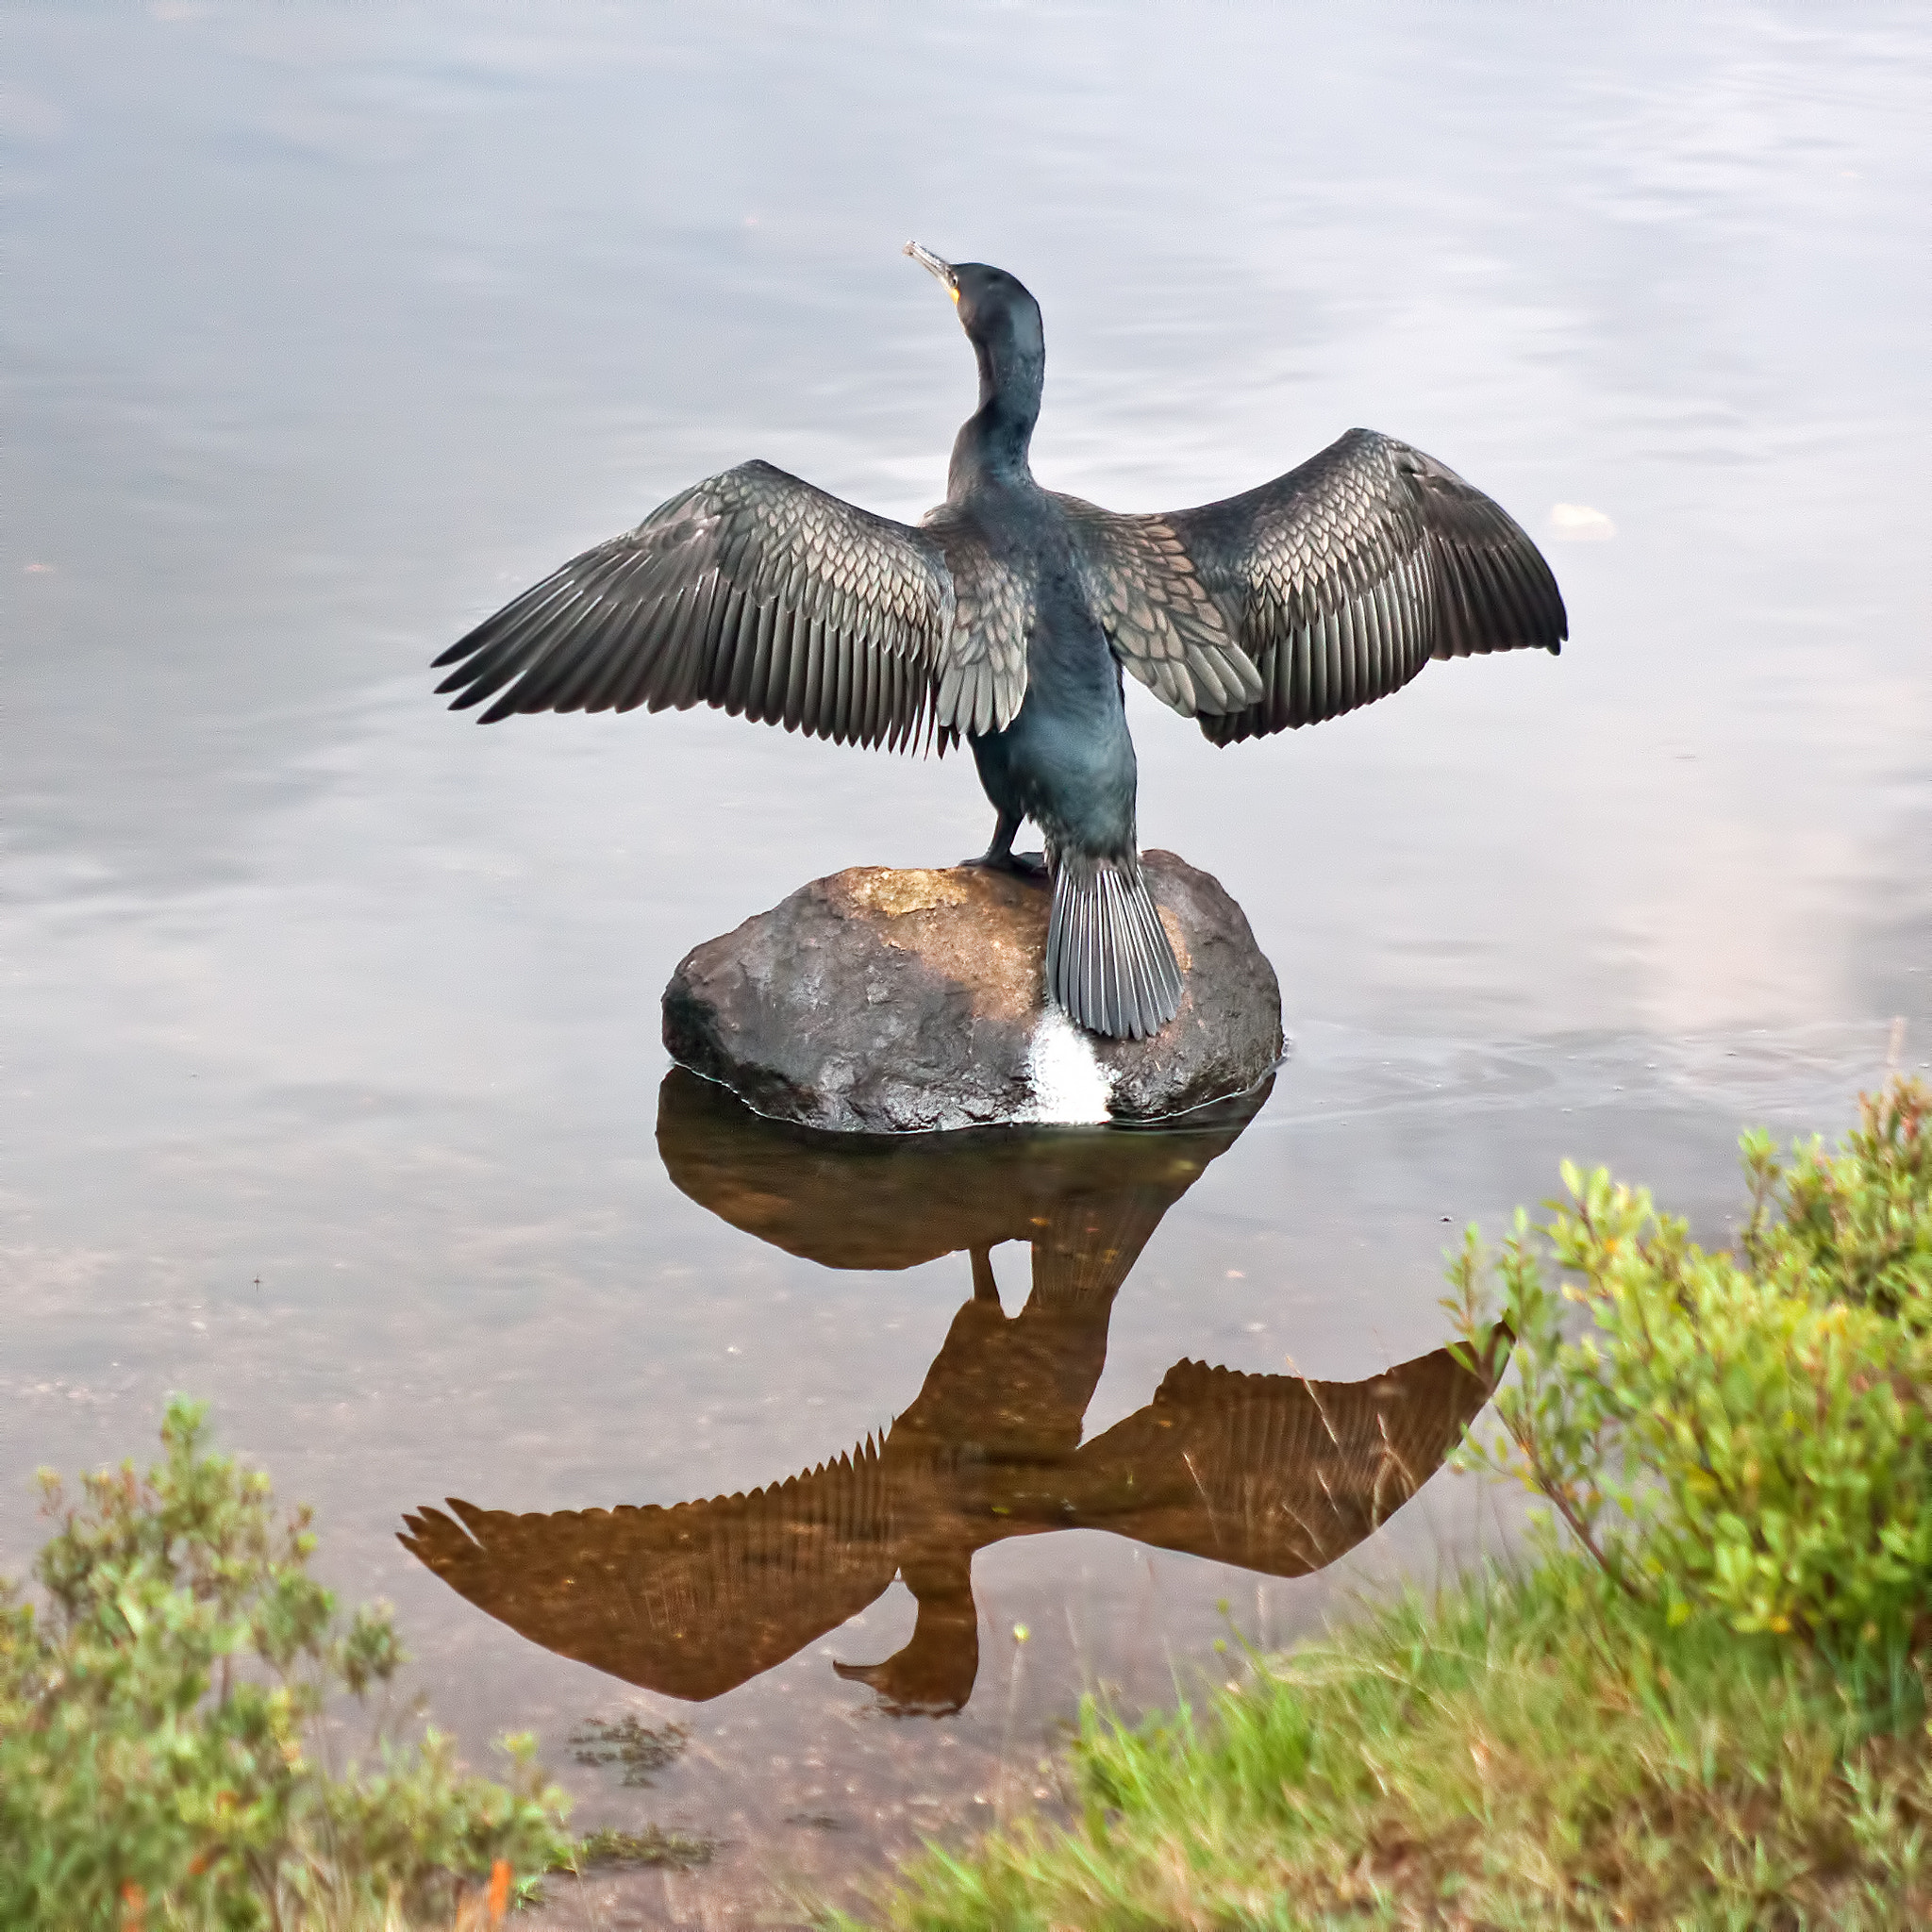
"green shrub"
858,1078,1932,1928
1448,1075,1932,1647
0,1398,571,1931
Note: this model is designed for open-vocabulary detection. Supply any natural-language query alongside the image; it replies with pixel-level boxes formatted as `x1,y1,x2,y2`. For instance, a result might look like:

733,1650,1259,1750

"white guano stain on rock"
1020,1006,1115,1124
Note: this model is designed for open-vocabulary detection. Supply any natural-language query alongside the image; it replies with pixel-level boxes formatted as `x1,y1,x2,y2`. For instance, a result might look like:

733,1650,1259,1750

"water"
6,3,1928,1921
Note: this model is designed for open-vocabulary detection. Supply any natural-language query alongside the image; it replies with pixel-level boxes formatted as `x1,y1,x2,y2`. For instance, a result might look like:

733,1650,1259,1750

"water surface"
6,3,1929,1920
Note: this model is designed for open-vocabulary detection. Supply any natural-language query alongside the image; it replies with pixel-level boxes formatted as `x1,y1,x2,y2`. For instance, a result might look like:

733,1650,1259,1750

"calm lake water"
7,3,1929,1921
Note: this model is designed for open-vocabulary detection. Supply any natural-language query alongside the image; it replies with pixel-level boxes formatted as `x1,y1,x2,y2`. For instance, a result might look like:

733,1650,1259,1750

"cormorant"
433,243,1567,1040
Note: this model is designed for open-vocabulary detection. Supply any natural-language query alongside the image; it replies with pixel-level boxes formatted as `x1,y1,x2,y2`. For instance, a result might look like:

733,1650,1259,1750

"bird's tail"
1046,852,1184,1041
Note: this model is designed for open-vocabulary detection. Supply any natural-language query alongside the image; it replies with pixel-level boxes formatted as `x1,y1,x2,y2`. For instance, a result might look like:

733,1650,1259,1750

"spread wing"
1158,429,1567,745
1068,1331,1509,1576
432,460,957,751
397,1441,895,1703
921,507,1033,737
1055,495,1266,719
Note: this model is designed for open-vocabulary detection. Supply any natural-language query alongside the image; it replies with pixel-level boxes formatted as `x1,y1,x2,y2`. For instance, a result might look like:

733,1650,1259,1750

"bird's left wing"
398,1439,895,1703
1053,494,1266,718
433,459,955,751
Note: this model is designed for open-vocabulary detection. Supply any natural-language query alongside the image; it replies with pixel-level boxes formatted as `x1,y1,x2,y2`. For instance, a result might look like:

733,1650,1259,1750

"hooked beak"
904,240,959,301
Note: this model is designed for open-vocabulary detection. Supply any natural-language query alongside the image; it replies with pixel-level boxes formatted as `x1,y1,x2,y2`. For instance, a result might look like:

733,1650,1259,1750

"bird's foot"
958,850,1048,880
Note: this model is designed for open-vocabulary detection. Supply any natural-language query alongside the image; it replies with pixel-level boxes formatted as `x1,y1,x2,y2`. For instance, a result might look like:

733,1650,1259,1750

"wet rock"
661,850,1283,1133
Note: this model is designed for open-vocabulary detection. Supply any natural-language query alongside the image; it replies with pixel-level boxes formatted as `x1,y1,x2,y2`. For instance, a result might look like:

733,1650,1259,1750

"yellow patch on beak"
949,286,960,304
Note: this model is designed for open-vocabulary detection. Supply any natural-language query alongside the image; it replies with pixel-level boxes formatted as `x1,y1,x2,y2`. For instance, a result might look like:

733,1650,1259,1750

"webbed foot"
958,850,1048,880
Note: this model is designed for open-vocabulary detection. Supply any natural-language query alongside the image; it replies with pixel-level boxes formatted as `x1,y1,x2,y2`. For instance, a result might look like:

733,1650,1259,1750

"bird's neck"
948,335,1041,493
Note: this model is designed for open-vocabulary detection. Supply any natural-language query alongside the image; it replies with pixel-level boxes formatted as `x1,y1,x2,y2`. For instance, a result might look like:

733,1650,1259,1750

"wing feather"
433,460,955,752
1166,428,1566,745
750,598,784,722
714,587,755,715
919,505,1033,737
397,1440,896,1704
1052,496,1265,720
1067,1337,1507,1576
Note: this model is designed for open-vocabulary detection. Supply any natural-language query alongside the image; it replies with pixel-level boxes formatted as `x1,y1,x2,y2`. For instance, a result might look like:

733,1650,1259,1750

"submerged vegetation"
562,1824,715,1871
863,1077,1932,1929
567,1713,688,1789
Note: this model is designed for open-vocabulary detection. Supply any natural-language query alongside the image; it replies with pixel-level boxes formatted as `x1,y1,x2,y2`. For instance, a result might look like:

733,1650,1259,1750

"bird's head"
905,242,1043,417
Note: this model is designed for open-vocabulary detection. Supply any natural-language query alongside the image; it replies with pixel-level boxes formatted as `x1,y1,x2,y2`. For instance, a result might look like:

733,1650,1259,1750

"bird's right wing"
433,459,957,751
1162,428,1568,745
1070,1330,1510,1576
1053,494,1266,719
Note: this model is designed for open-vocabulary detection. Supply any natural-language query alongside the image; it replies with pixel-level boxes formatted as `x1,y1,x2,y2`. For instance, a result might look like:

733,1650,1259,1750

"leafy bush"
1448,1075,1932,1647
858,1078,1932,1928
0,1398,571,1931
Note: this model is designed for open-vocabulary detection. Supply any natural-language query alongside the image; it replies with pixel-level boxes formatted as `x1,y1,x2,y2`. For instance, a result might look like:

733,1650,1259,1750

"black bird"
433,243,1566,1039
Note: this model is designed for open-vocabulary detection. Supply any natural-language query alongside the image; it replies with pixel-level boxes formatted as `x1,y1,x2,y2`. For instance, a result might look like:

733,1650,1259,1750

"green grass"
860,1563,1930,1929
854,1077,1932,1929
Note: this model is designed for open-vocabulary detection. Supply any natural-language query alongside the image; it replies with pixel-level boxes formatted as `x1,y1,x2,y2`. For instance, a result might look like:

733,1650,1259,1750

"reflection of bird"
398,1075,1509,1716
432,244,1567,1041
399,1307,1507,1719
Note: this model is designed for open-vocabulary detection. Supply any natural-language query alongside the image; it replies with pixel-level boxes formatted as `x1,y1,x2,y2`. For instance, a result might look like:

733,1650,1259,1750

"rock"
661,850,1283,1134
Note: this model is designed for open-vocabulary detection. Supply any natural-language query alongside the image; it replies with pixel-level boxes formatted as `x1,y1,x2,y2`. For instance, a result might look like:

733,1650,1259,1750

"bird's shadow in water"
398,1070,1508,1718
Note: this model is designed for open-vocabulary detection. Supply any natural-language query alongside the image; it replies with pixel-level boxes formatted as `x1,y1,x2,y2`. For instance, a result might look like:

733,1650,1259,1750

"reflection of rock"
660,850,1282,1133
654,1063,1270,1273
401,1078,1507,1718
